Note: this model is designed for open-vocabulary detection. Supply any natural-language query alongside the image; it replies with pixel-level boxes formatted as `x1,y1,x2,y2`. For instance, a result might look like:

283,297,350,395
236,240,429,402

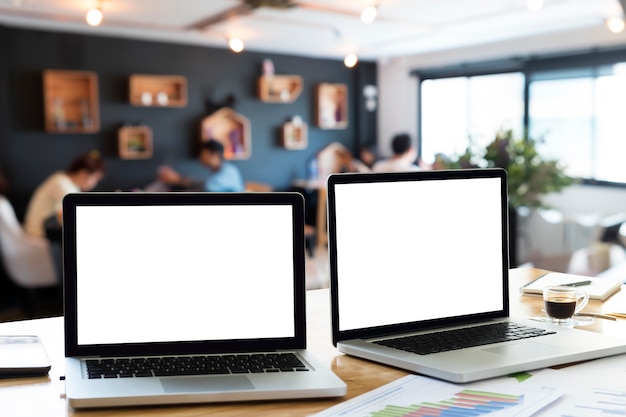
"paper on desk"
536,354,626,416
310,373,562,417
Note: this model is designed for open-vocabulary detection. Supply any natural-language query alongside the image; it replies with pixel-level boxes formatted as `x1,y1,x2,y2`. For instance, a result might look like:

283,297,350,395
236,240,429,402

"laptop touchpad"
483,342,562,357
161,375,254,393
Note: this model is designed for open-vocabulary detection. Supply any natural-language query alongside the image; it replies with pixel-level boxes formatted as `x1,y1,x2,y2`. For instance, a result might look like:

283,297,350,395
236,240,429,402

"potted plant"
434,129,575,264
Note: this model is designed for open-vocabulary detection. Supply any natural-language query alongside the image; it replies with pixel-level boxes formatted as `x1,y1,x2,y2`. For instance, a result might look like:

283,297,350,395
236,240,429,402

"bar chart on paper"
311,375,561,417
558,387,626,417
371,390,523,417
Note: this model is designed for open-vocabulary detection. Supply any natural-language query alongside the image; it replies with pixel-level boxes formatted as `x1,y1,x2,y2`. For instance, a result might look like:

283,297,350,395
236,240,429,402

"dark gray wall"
0,25,377,219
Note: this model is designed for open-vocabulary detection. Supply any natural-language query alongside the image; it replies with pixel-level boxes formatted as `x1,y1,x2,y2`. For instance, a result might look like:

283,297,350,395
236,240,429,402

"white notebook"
520,272,623,301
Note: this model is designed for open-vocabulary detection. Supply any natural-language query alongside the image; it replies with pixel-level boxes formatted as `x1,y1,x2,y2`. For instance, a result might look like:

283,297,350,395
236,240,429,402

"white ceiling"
1,0,625,64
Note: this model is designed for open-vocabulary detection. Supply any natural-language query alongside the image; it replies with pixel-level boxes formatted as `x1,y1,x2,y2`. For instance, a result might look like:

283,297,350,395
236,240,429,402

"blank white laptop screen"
74,205,295,346
333,177,504,332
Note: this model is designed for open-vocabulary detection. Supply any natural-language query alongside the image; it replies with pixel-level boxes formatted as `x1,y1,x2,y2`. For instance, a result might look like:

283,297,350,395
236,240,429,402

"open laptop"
327,168,626,383
62,192,346,408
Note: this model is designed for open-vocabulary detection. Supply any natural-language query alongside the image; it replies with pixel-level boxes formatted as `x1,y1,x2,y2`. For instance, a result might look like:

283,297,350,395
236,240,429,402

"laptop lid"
327,168,509,345
63,192,306,358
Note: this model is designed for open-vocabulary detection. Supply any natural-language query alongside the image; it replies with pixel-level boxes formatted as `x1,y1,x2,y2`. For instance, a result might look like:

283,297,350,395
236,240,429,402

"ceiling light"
86,7,103,26
527,0,543,12
360,5,378,24
607,17,626,34
228,37,245,53
344,53,358,68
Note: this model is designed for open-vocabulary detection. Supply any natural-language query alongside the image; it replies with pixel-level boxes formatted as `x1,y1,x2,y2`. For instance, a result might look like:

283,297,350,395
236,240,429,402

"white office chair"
0,196,58,289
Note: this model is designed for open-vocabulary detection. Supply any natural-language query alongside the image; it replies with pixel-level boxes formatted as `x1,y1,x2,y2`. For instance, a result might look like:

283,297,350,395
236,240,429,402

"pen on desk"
561,280,592,287
576,312,617,321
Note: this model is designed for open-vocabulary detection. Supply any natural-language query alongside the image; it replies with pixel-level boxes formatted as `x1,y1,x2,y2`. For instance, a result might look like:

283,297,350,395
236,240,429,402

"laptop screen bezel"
327,168,510,345
63,192,307,357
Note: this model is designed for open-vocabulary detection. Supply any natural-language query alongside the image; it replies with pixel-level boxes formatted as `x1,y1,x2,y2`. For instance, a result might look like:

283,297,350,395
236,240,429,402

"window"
528,65,626,183
419,53,626,185
594,72,626,183
528,76,594,179
420,73,525,164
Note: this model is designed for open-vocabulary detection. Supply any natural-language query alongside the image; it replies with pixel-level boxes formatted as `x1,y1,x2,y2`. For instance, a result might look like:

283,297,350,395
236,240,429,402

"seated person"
372,133,422,172
24,150,105,238
332,145,378,173
158,140,244,192
332,147,368,173
358,145,379,170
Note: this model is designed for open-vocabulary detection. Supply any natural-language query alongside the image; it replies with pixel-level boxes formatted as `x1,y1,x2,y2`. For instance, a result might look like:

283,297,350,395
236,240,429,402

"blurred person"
24,150,105,238
158,139,244,192
358,145,379,170
333,147,370,173
372,133,423,172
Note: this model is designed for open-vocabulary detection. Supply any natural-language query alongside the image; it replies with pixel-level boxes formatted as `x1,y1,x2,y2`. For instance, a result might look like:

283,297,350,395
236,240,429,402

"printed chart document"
539,354,626,416
311,374,561,417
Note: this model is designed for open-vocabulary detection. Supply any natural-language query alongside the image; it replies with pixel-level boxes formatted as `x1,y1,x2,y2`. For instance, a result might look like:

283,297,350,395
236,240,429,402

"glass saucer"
526,315,594,327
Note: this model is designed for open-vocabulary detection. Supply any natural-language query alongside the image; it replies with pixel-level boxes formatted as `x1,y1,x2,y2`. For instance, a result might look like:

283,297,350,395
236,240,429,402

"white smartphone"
0,336,51,377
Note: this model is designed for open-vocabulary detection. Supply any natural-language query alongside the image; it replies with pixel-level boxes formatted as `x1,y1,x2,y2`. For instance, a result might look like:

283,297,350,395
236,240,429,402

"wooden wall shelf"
258,75,303,103
129,74,187,107
43,70,100,133
118,125,153,159
200,107,251,160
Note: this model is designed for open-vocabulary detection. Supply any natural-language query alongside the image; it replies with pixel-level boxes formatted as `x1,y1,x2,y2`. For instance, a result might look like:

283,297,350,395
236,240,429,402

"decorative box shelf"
200,107,251,160
316,83,348,129
43,70,100,133
281,120,308,150
118,125,153,160
129,74,187,107
258,75,303,103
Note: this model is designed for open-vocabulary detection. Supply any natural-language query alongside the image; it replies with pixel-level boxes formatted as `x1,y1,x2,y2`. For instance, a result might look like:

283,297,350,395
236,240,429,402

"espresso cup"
543,286,589,326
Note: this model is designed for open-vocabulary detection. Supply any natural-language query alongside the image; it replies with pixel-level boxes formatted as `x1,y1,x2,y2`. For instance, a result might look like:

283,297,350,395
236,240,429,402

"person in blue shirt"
158,140,244,192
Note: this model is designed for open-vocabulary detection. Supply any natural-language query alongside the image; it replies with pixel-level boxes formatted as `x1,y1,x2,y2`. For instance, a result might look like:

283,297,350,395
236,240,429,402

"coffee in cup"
543,286,589,326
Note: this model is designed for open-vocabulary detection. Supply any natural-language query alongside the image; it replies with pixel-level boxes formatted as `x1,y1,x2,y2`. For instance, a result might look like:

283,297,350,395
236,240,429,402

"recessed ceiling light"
228,37,245,53
360,6,377,24
86,8,103,26
607,17,626,34
344,53,358,68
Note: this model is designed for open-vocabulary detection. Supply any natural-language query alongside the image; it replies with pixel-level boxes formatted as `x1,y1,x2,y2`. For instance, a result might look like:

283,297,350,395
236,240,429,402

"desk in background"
1,268,625,417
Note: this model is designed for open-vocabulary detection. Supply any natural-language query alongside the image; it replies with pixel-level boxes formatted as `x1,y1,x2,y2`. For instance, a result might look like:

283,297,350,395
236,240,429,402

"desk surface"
1,268,625,417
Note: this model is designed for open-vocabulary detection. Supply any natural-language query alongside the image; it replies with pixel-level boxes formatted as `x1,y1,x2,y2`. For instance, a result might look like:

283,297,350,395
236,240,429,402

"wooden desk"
1,268,625,416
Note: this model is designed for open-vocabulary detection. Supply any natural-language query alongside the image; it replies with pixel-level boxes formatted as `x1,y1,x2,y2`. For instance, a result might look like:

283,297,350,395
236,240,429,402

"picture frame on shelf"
118,125,153,160
315,83,348,129
281,117,307,150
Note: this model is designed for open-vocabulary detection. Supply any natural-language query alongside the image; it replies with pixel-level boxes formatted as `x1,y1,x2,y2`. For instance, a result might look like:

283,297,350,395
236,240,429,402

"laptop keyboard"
85,353,309,379
374,322,556,355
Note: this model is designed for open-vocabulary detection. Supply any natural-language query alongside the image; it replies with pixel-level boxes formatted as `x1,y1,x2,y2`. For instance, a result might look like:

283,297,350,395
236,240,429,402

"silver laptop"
62,192,346,408
327,168,626,383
